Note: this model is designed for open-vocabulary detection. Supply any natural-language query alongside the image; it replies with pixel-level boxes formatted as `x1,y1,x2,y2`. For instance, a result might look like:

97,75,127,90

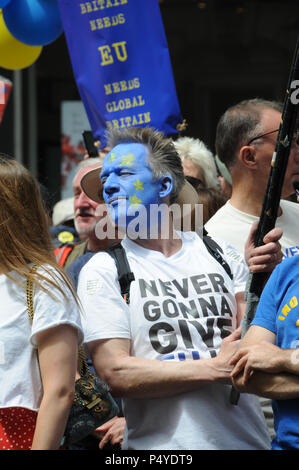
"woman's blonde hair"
0,155,78,300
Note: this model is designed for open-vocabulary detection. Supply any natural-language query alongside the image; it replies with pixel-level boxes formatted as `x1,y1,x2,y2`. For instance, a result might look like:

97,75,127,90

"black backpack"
106,230,232,305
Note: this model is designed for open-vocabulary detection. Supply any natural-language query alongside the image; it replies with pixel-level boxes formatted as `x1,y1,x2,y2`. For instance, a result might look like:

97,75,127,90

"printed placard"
58,0,183,147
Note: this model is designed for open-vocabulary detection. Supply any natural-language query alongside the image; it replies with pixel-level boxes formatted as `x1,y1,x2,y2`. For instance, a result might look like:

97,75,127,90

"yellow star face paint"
108,152,117,162
133,179,144,191
129,194,142,206
119,153,136,167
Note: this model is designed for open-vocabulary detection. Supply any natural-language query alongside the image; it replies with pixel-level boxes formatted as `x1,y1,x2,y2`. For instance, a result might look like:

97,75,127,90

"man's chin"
75,221,96,239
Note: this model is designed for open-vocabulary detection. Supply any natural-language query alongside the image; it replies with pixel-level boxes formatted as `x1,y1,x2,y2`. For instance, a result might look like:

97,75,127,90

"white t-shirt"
0,265,83,411
205,199,299,259
78,231,270,450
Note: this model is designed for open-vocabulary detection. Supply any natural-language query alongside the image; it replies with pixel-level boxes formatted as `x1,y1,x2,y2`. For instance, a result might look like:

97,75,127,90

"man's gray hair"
106,126,185,203
216,98,283,169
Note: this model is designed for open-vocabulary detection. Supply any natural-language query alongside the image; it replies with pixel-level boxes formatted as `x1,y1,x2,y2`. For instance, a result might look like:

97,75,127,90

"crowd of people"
0,97,299,451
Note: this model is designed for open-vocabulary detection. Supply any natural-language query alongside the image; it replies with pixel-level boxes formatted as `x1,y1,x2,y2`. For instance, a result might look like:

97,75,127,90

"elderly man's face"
73,166,103,239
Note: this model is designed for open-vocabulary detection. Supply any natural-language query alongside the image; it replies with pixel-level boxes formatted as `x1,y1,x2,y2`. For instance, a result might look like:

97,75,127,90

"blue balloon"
3,0,63,46
0,0,12,8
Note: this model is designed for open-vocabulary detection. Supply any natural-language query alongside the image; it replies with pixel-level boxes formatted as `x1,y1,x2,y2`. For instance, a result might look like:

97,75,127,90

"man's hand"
245,221,283,273
211,327,241,384
93,416,125,449
230,341,284,386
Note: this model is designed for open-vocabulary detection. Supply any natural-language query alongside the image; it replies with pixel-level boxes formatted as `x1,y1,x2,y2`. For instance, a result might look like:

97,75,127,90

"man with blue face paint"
83,135,190,241
78,127,280,450
100,142,165,235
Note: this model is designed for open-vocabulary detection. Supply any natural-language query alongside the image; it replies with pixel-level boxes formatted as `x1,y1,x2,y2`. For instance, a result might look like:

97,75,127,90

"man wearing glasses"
206,98,299,261
205,97,299,441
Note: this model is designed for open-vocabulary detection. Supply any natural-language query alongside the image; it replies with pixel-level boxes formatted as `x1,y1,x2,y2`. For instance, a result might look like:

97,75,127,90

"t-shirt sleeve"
30,266,84,347
77,253,131,344
66,252,95,290
251,267,279,333
215,238,249,295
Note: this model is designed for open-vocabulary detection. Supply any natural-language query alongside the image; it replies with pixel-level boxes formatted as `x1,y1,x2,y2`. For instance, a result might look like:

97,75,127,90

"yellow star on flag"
119,153,136,167
129,194,142,206
133,179,144,191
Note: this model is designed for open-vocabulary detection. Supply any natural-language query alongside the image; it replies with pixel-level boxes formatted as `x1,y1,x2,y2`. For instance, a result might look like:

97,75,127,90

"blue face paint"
100,143,171,231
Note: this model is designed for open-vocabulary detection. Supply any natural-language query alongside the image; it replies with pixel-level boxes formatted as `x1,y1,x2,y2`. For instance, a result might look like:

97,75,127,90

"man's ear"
159,175,173,200
239,145,257,169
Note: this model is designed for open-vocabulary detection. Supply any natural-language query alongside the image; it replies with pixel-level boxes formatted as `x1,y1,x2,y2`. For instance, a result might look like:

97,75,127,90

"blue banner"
58,0,183,148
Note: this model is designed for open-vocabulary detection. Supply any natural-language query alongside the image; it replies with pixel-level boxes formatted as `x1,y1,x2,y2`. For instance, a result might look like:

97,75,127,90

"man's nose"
77,190,92,207
103,174,120,195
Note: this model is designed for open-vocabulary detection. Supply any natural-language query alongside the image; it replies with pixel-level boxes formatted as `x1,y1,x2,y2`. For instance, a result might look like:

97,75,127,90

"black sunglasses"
185,175,205,190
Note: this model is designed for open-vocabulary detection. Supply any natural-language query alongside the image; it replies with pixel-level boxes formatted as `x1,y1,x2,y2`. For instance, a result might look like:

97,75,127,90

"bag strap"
202,227,233,280
26,265,39,324
78,345,91,378
105,243,135,304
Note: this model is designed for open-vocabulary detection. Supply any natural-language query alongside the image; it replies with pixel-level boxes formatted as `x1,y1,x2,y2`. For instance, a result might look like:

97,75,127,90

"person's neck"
87,236,116,252
229,180,282,217
130,223,182,258
133,236,182,257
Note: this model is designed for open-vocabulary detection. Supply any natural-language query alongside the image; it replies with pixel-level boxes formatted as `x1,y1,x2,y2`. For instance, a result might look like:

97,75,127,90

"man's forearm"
279,348,299,375
233,370,299,400
91,330,240,399
97,355,232,398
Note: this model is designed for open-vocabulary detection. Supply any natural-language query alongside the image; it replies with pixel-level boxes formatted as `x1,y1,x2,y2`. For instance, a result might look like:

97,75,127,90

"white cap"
52,197,74,226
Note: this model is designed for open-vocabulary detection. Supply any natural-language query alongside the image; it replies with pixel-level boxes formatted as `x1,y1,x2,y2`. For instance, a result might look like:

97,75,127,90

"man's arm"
230,325,299,399
233,370,299,400
88,328,241,399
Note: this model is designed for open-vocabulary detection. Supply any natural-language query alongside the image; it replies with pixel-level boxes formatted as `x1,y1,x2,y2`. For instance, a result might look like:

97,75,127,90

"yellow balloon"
0,10,42,70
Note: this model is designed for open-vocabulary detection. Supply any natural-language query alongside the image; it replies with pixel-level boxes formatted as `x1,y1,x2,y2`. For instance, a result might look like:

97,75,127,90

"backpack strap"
105,243,135,304
202,228,233,280
105,234,232,305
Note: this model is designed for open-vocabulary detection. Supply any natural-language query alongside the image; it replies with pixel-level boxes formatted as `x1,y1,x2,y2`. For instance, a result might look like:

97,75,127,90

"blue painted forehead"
104,142,148,165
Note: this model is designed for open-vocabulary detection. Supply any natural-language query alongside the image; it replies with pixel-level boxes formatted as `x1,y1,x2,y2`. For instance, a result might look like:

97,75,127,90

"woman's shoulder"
35,263,66,285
